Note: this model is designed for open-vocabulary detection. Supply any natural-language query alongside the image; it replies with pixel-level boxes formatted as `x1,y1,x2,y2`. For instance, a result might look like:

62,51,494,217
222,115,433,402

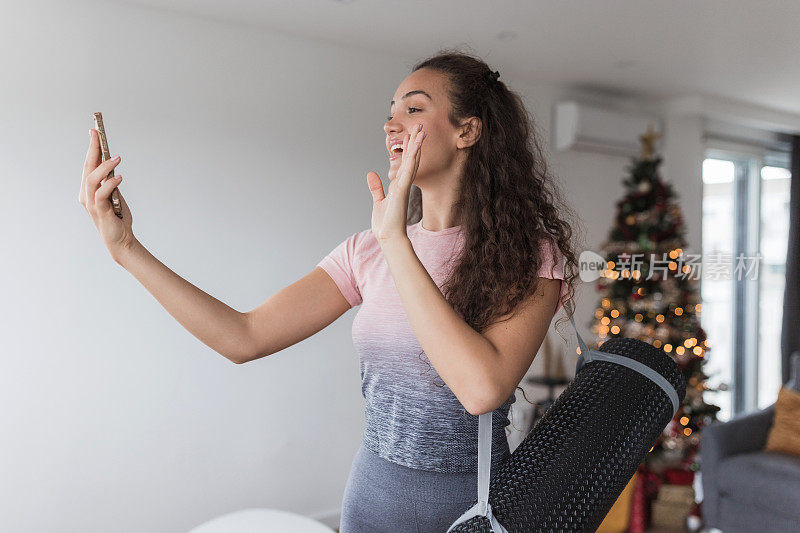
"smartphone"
92,112,123,219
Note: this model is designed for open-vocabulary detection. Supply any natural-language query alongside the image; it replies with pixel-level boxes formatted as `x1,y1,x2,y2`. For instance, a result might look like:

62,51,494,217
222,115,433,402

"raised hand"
79,129,136,259
366,123,426,244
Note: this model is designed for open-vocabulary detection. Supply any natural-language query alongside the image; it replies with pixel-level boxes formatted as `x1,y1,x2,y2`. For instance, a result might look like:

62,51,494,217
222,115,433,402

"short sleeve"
316,232,363,308
536,238,569,316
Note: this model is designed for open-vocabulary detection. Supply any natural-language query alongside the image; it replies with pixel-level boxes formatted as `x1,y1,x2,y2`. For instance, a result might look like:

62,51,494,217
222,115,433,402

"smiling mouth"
389,147,403,161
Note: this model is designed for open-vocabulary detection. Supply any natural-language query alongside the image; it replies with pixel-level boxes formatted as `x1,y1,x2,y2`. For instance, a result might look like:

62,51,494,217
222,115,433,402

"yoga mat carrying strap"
446,298,682,533
445,411,509,533
567,300,681,414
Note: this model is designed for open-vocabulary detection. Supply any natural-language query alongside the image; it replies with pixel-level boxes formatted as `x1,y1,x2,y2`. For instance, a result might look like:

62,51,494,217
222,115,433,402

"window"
701,148,791,420
758,165,791,409
701,159,736,420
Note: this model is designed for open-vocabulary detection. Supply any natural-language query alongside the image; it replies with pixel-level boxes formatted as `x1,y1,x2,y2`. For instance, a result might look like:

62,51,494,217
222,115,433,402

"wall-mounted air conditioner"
553,100,662,157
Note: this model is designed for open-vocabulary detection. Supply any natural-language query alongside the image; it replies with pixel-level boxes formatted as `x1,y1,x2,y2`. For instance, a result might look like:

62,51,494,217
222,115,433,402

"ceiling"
116,0,800,115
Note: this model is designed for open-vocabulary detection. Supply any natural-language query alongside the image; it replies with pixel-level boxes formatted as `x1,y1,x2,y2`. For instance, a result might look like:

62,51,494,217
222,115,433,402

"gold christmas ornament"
639,123,661,161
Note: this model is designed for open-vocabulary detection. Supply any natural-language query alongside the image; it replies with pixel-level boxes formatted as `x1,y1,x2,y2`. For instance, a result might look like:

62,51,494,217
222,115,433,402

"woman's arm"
115,240,352,364
240,266,352,363
82,131,351,365
113,239,254,363
380,237,560,416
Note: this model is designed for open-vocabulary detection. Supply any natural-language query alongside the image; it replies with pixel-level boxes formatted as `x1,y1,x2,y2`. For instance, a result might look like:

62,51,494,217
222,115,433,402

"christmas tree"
589,125,723,527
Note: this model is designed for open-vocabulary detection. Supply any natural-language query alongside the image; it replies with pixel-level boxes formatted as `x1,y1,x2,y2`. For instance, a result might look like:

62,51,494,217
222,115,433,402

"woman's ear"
457,116,482,149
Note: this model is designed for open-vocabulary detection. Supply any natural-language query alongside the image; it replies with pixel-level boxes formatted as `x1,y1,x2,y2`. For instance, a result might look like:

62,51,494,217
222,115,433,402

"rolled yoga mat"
448,301,686,533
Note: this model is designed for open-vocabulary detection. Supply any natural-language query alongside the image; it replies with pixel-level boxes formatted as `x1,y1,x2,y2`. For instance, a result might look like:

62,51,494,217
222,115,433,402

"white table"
189,508,335,533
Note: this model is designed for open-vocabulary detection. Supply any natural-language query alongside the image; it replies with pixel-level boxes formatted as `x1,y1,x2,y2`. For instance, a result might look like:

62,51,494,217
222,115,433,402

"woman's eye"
385,107,421,121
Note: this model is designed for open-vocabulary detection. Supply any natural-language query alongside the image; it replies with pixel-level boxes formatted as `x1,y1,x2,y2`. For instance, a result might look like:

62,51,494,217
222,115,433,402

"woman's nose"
384,119,401,135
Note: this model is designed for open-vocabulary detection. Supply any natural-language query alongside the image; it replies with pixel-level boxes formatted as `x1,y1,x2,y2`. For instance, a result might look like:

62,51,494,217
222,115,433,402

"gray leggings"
340,442,497,533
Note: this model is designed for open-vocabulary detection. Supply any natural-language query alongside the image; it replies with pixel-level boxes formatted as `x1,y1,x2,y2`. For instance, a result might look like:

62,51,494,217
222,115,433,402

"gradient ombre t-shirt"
317,220,567,473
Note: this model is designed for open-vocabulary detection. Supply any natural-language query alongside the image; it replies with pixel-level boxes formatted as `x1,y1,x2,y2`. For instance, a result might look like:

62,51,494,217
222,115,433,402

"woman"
79,50,581,532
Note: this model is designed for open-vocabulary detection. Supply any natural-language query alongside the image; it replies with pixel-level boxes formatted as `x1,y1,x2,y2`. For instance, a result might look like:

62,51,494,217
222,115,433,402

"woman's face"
384,68,463,184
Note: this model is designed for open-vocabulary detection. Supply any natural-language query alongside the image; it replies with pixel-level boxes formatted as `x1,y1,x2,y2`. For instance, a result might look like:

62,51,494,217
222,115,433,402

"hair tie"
484,69,500,86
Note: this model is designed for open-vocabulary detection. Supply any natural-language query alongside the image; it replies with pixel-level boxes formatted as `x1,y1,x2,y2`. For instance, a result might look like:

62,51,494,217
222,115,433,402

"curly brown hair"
405,48,585,429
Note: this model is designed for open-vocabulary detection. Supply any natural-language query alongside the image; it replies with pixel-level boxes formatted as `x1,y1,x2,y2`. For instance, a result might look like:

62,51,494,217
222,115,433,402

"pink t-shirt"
317,220,568,473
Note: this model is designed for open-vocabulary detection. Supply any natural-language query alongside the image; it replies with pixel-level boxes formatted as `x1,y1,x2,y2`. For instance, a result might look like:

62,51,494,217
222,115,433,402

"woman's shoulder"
343,226,381,264
351,226,377,246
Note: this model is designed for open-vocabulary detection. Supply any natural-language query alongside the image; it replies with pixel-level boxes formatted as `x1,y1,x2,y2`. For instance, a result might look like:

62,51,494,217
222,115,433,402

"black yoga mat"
449,334,686,532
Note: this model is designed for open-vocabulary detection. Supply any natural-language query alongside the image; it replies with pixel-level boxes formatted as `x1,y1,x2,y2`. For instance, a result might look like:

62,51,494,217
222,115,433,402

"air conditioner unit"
553,101,662,157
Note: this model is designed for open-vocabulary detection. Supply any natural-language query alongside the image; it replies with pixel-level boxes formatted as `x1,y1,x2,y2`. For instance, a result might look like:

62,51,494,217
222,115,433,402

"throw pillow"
764,385,800,457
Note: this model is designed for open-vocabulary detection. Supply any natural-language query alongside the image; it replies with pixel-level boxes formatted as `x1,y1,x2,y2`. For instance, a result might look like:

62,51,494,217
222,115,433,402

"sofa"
700,353,800,532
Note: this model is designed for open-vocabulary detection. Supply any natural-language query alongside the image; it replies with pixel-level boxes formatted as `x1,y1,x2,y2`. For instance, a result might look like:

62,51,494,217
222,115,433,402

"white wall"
0,1,665,531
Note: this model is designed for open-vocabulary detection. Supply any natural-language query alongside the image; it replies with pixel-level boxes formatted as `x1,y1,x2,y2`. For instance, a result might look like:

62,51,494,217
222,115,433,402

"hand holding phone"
79,113,136,260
